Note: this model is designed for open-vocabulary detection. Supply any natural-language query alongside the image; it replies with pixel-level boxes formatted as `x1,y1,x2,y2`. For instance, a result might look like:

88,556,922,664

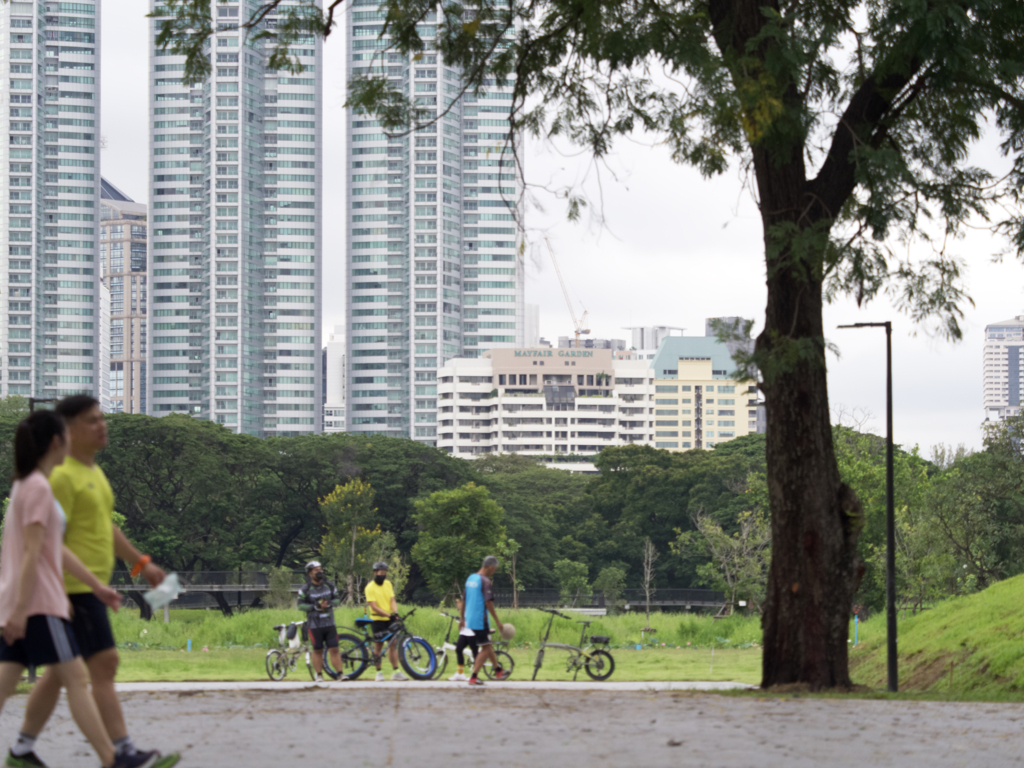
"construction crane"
545,238,590,348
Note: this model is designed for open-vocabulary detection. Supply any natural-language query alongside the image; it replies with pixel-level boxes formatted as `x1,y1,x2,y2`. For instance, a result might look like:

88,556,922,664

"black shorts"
68,593,116,660
307,625,338,651
0,615,80,667
472,628,492,647
371,620,393,640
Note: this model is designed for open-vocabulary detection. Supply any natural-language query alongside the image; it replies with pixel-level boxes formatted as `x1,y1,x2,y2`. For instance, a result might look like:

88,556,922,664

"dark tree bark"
706,0,925,689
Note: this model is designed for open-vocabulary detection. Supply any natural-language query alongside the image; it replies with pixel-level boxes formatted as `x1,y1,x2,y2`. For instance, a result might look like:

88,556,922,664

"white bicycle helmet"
305,560,322,573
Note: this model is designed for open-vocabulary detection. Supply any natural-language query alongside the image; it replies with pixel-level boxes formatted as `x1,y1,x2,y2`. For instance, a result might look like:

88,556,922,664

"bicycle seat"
576,620,593,625
590,635,610,645
272,624,285,631
354,618,374,628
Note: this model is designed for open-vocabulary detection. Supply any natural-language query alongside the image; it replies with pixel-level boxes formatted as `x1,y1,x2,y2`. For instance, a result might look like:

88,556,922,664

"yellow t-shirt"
364,579,395,620
51,457,115,594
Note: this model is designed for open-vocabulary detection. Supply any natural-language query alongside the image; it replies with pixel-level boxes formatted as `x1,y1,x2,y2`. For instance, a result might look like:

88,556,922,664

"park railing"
109,571,726,618
490,587,726,609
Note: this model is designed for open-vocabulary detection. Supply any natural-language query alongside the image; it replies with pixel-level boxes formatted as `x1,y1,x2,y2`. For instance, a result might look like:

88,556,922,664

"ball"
500,623,516,641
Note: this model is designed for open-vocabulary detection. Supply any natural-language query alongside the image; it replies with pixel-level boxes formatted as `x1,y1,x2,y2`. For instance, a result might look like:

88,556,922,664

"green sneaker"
152,754,181,768
5,750,48,768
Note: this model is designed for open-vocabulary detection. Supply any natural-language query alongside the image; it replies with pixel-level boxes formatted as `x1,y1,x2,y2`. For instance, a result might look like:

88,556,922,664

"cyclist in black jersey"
297,561,348,682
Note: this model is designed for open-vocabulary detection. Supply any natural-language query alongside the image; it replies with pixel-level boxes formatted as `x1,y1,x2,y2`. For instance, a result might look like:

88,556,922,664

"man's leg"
471,643,497,678
327,647,346,678
373,642,384,670
311,648,324,675
388,642,400,671
86,648,128,743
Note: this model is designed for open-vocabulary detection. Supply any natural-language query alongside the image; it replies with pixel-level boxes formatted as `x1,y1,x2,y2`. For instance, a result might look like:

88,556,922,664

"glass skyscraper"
345,1,524,443
147,0,322,436
2,1,103,400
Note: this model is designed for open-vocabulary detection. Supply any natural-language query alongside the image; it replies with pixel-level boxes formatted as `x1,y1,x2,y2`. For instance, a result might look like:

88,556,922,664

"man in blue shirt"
461,555,510,686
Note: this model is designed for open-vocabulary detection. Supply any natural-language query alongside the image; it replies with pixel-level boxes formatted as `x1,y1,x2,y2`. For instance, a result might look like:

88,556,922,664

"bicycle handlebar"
540,608,572,620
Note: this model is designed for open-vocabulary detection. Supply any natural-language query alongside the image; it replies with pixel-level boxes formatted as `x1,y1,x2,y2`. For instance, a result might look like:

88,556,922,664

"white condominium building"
345,0,524,445
147,0,322,436
438,331,764,457
983,315,1024,421
2,1,103,400
323,323,345,432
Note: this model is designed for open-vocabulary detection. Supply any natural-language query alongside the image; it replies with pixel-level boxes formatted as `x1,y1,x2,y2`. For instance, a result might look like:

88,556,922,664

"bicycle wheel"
483,650,514,680
583,649,615,681
336,634,370,680
265,649,288,681
399,635,436,680
432,650,449,680
532,649,544,681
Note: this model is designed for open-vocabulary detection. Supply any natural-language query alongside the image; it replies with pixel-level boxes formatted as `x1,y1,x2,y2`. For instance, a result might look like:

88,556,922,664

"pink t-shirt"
0,471,70,625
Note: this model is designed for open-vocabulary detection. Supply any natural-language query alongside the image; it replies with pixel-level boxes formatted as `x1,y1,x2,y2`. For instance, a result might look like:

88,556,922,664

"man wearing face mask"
297,561,347,682
364,562,407,681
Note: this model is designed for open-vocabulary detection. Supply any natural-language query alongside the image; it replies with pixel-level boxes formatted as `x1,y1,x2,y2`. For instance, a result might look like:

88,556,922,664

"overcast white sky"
101,0,1024,455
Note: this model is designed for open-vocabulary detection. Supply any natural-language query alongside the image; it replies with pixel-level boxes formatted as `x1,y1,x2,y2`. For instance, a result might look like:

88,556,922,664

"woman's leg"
0,662,26,716
49,659,116,767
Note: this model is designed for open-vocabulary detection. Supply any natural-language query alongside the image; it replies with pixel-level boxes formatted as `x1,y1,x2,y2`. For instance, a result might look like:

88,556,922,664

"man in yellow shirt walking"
10,396,177,768
364,562,408,681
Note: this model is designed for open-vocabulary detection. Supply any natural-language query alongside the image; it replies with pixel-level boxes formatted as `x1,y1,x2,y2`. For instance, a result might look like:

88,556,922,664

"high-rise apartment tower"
98,179,147,414
345,2,524,444
147,0,323,435
983,315,1024,421
2,1,103,400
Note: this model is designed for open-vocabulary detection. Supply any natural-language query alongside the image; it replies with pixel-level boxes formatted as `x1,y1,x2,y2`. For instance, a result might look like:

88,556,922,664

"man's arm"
366,599,387,616
329,582,342,608
297,584,314,612
485,600,504,632
113,525,165,587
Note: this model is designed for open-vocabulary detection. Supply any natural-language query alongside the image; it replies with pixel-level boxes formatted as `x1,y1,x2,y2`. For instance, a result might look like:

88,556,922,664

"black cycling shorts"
68,593,116,660
307,625,338,650
0,615,80,667
371,620,393,640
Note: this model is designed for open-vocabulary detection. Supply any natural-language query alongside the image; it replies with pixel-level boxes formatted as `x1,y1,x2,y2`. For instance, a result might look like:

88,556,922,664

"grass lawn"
113,646,762,685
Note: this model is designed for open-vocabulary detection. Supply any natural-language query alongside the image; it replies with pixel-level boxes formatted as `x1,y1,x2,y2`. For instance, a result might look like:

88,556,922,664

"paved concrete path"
2,686,1023,767
114,679,753,693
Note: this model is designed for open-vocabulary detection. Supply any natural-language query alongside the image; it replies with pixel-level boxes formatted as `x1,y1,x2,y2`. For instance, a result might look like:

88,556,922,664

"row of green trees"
2,396,1022,611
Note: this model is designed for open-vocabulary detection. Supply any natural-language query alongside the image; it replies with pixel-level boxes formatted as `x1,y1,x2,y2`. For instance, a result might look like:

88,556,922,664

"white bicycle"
431,611,514,680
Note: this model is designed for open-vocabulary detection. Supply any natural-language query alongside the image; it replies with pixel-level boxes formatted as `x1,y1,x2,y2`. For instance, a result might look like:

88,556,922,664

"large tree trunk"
757,244,864,690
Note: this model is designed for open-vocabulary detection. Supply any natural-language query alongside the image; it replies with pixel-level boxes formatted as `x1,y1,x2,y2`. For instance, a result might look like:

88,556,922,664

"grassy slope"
850,574,1024,699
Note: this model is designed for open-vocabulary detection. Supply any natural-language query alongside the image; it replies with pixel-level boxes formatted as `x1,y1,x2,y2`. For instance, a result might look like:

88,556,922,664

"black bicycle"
532,608,614,681
334,609,437,680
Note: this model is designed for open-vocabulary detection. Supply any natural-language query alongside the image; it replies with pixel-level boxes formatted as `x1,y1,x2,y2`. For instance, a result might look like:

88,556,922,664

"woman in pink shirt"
0,411,153,768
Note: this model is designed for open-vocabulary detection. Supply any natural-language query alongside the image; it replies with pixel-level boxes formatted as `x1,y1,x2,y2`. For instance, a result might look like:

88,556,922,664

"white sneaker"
448,672,468,682
315,674,324,683
375,671,385,682
391,670,409,681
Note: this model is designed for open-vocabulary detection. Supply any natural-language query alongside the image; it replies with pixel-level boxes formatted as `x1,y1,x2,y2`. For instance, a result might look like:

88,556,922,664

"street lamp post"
837,321,896,693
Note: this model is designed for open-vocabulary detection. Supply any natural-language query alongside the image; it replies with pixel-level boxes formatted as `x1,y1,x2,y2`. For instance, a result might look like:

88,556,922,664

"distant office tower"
147,0,322,436
557,336,625,351
625,326,686,352
983,315,1024,421
1,1,103,400
98,180,147,413
323,323,346,432
345,3,524,444
524,303,540,347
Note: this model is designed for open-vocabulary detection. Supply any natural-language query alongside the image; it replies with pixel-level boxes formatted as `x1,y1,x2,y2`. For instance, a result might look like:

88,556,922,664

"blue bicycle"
336,608,436,680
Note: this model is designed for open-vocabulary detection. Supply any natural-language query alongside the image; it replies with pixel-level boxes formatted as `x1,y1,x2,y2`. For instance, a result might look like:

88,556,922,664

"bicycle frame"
533,609,604,680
